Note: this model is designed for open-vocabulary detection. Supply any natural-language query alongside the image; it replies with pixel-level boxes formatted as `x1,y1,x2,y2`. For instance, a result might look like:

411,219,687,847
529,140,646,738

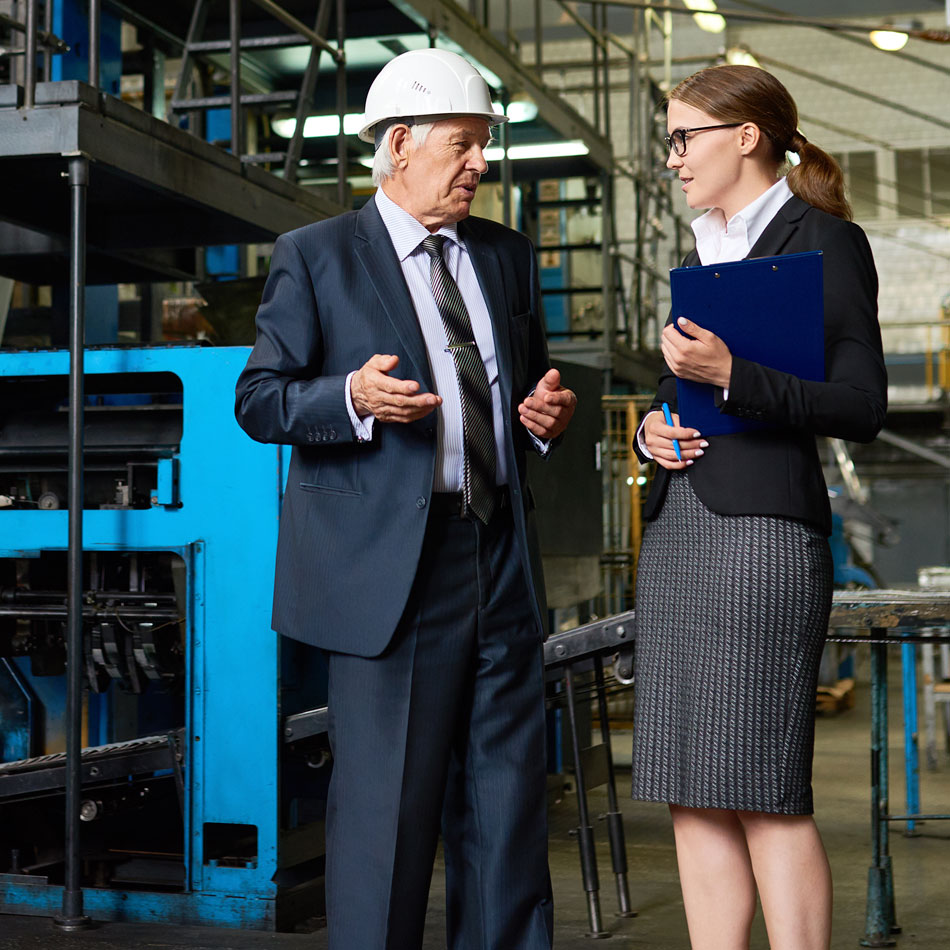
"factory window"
830,151,878,221
896,149,926,218
931,148,950,217
847,152,878,221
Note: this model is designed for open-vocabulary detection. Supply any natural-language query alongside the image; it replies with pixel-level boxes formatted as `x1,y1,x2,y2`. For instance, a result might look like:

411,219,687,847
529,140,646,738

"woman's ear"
738,122,762,155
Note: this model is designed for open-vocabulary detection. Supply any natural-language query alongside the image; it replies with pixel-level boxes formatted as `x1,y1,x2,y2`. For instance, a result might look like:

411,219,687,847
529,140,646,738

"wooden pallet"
817,677,856,714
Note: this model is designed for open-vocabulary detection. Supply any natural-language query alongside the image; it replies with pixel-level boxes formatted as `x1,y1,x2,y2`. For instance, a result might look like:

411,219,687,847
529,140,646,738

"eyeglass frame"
664,123,742,157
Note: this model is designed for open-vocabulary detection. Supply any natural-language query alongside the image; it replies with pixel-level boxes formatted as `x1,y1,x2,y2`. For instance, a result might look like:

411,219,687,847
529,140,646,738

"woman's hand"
642,409,708,471
661,317,733,388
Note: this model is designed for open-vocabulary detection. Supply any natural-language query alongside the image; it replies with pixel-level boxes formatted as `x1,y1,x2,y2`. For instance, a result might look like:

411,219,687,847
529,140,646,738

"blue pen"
662,402,682,461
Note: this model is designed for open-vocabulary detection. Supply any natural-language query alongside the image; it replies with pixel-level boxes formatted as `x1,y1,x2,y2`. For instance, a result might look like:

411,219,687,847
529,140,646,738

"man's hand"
661,317,733,388
518,368,577,440
351,354,442,422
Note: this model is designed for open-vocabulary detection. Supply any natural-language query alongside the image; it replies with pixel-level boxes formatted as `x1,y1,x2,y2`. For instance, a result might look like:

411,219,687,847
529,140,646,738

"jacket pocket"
299,482,362,497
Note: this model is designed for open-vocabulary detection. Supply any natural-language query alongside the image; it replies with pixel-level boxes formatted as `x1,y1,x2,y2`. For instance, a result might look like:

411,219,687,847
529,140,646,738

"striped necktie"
421,234,497,524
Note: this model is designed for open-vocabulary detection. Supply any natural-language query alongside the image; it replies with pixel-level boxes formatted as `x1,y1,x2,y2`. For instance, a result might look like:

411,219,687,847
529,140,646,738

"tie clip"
444,341,477,352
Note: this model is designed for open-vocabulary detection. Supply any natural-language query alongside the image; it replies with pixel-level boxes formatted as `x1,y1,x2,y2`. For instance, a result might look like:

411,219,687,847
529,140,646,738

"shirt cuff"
530,432,551,457
636,411,659,460
345,370,375,442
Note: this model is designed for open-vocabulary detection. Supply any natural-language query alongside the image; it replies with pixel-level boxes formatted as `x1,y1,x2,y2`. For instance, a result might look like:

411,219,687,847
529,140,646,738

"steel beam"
390,0,613,171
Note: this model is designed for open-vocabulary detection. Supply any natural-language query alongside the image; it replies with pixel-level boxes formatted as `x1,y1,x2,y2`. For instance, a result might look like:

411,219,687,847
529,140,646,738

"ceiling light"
506,93,538,124
484,141,590,161
354,140,590,166
869,29,909,51
272,114,365,138
684,0,726,35
725,47,760,68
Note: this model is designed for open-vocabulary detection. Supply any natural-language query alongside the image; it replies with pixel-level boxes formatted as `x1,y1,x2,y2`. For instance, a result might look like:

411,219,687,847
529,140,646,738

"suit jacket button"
416,496,426,509
329,428,337,440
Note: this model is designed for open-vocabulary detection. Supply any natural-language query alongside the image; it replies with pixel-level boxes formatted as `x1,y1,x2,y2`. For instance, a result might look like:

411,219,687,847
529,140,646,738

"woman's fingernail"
694,449,704,457
692,431,701,438
686,459,694,466
699,440,709,448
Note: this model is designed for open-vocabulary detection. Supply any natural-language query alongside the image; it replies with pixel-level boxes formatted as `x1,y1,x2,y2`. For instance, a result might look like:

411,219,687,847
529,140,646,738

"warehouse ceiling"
111,0,950,183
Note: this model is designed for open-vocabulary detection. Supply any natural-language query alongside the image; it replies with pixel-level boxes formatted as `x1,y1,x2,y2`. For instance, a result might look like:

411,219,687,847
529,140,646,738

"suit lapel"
460,218,514,411
354,200,434,391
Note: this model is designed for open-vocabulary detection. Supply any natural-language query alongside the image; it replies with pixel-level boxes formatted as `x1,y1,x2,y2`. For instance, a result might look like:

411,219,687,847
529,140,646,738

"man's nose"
470,147,489,174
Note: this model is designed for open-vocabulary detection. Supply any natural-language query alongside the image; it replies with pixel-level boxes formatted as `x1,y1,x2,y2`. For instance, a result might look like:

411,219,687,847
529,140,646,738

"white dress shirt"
637,177,793,457
345,186,510,490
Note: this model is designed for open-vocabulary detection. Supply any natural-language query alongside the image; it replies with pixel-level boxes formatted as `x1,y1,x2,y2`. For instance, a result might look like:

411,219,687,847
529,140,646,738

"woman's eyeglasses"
664,124,742,156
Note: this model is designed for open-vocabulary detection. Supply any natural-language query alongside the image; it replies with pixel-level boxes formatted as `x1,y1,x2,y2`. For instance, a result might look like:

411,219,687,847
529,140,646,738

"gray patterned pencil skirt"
631,472,833,815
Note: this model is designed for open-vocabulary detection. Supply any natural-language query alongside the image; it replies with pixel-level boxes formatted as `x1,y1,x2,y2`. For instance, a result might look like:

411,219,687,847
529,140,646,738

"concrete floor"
1,678,948,949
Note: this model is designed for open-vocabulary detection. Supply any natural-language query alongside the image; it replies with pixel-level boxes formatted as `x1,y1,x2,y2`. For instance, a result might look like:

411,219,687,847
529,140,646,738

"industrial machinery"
0,346,330,929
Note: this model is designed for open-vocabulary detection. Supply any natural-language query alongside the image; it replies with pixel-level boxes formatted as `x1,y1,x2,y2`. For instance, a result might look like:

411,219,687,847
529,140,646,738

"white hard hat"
359,48,507,146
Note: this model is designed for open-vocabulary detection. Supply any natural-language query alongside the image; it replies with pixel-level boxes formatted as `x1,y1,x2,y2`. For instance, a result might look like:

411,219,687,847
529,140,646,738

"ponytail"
785,132,852,221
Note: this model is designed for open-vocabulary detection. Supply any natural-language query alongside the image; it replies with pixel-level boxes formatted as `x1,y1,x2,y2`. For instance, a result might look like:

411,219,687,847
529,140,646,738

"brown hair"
668,65,852,221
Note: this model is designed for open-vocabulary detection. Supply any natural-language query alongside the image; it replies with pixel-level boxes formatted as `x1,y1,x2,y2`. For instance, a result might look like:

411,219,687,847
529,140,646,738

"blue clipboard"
670,250,824,436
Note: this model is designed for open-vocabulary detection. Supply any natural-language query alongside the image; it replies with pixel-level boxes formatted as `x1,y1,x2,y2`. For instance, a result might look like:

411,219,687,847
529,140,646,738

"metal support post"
335,0,347,207
53,155,92,933
534,0,542,69
89,0,101,89
499,91,512,230
24,0,38,108
283,0,332,184
861,636,899,947
563,665,609,938
593,662,635,917
900,642,920,834
229,0,242,157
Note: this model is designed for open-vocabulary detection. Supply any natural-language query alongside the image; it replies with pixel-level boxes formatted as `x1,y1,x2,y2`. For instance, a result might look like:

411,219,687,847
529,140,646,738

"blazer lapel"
460,218,514,411
353,200,434,391
746,194,809,259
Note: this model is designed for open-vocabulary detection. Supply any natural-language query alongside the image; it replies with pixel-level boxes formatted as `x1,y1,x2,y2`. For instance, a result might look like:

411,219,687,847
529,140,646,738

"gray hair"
371,121,434,186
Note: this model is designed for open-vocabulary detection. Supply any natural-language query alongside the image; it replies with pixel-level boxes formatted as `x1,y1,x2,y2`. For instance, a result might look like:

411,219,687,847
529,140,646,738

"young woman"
631,65,887,950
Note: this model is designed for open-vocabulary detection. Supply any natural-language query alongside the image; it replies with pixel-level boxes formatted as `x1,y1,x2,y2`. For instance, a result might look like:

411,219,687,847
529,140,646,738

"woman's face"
665,99,744,214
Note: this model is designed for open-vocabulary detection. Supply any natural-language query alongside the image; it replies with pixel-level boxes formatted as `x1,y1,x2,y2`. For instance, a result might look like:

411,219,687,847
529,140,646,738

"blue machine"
0,345,327,928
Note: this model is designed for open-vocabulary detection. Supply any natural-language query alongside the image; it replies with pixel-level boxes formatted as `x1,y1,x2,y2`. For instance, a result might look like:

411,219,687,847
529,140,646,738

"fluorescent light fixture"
684,0,726,35
357,140,589,167
869,29,909,51
725,47,760,68
484,141,589,161
272,114,365,138
507,93,539,123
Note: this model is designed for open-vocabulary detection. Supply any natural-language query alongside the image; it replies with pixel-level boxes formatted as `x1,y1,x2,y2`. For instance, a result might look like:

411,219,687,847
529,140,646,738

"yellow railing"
601,394,655,615
883,315,950,401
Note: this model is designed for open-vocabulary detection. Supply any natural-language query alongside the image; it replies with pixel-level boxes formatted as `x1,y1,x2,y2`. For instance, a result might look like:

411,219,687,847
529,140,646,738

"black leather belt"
428,486,510,519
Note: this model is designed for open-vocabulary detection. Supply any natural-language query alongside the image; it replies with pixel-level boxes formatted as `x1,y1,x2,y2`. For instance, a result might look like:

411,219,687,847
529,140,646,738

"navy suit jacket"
636,196,887,535
235,199,552,656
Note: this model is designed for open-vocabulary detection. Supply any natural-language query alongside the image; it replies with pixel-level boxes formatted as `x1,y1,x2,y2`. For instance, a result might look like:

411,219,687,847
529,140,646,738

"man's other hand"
518,368,577,440
351,354,442,422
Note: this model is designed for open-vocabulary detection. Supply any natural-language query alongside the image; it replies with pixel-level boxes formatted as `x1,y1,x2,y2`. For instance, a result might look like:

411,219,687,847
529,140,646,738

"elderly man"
235,48,575,949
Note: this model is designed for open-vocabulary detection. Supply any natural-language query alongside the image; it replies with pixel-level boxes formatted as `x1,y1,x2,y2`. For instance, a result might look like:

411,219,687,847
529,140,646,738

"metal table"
828,589,950,947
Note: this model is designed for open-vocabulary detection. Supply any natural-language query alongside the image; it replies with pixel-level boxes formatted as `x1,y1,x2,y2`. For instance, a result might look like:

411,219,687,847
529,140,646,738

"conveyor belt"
0,730,183,801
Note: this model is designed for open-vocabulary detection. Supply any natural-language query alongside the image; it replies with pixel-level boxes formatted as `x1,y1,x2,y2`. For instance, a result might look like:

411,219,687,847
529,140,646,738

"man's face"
396,117,492,230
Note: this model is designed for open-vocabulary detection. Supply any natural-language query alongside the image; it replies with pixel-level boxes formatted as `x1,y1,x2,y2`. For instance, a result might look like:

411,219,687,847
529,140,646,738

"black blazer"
636,195,887,535
235,200,553,655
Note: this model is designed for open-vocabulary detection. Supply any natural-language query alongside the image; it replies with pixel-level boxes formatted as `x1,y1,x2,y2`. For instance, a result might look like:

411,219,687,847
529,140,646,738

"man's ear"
389,124,414,170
